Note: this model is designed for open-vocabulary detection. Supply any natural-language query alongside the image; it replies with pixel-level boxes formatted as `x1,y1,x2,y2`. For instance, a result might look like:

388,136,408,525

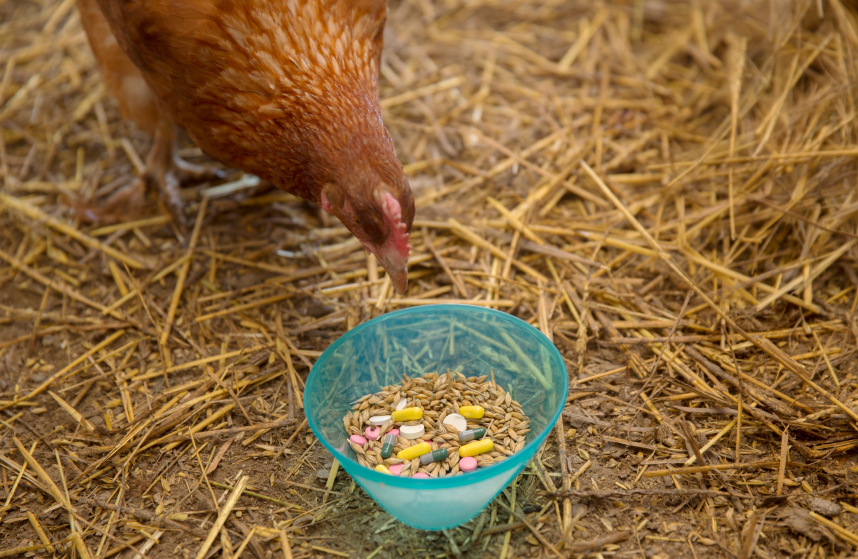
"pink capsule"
349,434,367,446
389,463,404,476
388,429,400,436
459,456,478,472
365,426,381,440
412,472,430,479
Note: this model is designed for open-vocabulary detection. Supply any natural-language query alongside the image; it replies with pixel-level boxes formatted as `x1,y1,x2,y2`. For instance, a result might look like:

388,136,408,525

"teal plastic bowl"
304,304,568,530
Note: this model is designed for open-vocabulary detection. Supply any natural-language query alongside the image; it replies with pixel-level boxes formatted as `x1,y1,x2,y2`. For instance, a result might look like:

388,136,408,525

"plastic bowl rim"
305,303,569,489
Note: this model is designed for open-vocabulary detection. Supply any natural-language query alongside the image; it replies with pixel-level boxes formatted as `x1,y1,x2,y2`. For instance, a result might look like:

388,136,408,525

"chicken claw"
66,176,146,225
172,152,229,183
69,130,229,230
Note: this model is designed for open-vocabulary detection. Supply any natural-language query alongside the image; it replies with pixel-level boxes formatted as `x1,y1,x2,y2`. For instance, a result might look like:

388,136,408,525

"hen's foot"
173,154,229,182
68,168,189,229
69,127,230,229
67,177,146,225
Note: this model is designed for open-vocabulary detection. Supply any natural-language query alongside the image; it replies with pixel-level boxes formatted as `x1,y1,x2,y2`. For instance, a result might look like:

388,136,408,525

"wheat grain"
343,370,531,478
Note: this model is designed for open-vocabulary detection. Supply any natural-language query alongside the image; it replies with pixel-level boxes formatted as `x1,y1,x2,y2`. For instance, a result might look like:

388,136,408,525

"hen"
76,0,414,293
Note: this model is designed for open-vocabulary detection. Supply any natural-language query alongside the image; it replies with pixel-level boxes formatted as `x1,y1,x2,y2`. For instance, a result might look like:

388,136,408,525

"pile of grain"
344,370,530,477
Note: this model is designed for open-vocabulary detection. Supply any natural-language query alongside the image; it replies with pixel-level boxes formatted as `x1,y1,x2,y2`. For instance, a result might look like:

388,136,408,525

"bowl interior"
305,304,568,529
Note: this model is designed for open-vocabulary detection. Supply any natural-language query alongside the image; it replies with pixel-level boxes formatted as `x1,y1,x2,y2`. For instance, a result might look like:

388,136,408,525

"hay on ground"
2,0,858,557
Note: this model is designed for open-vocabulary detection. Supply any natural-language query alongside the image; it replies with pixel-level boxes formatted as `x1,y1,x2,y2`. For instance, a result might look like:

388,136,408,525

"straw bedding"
2,0,858,557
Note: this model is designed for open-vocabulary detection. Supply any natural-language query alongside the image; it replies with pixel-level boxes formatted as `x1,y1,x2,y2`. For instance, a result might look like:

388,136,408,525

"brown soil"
2,0,858,558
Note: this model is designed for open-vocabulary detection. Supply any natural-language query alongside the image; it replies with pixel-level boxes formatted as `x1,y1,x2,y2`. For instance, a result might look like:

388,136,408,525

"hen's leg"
69,127,228,228
73,0,224,228
145,125,188,229
67,120,191,227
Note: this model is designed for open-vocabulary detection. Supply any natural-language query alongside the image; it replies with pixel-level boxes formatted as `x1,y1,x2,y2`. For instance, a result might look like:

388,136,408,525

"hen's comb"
383,192,412,258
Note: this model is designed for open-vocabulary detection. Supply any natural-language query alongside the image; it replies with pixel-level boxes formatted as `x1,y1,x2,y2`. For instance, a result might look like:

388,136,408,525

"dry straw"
2,0,858,556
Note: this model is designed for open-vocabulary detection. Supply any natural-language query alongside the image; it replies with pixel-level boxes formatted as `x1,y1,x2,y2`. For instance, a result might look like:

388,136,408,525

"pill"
387,429,400,436
391,407,423,422
458,427,487,443
442,413,467,432
459,405,485,419
374,464,391,475
365,426,381,440
459,456,478,472
368,415,391,425
349,434,367,446
419,448,448,465
395,398,408,411
380,433,396,458
411,472,430,479
388,463,403,476
399,424,425,439
459,439,493,457
397,441,431,460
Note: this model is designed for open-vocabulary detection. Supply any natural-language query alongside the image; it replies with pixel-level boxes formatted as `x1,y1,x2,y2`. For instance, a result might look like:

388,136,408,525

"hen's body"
77,0,414,291
77,0,228,225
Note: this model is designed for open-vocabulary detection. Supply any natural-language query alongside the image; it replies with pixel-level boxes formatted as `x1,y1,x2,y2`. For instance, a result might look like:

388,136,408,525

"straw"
3,0,858,555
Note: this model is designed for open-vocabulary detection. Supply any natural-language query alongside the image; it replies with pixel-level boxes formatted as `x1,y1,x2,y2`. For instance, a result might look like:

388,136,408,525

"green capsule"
380,433,396,459
458,427,487,443
419,448,448,465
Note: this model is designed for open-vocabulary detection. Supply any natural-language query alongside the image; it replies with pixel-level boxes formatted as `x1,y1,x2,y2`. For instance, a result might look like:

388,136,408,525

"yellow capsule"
374,464,391,475
397,441,431,461
391,407,423,422
459,405,485,419
458,439,493,457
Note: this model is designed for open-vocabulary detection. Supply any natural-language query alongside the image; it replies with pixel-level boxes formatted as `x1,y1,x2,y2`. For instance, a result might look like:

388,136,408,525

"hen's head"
320,169,414,294
226,0,415,292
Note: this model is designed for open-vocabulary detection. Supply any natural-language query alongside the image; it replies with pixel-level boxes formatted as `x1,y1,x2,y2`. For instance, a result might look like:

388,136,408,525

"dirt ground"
3,0,858,558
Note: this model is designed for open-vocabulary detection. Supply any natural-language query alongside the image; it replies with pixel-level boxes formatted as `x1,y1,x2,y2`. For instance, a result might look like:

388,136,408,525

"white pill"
395,398,408,411
400,424,425,439
443,413,468,432
369,415,391,425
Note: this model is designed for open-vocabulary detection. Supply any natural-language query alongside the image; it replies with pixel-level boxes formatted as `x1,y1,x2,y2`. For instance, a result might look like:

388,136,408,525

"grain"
343,370,530,476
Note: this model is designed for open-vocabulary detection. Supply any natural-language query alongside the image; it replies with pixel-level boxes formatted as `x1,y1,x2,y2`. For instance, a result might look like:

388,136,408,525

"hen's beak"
378,253,408,294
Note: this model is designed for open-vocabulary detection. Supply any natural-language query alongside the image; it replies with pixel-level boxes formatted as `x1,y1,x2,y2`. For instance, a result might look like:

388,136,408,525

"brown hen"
76,0,414,292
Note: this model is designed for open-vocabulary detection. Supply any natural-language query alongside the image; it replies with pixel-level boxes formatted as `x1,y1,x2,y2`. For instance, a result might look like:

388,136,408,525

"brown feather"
86,0,414,250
